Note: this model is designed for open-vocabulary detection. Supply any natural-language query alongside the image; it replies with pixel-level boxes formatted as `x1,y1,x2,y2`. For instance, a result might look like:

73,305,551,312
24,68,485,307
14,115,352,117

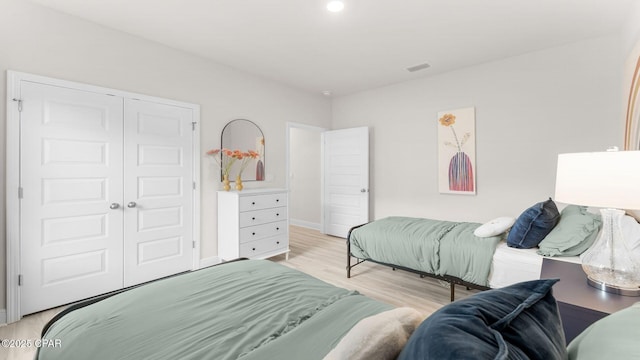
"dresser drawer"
240,236,288,258
239,193,287,212
239,220,287,243
240,207,287,228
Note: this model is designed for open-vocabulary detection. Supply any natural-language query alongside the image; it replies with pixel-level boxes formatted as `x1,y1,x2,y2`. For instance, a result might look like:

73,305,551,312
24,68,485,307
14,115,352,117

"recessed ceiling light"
322,90,333,96
327,1,345,12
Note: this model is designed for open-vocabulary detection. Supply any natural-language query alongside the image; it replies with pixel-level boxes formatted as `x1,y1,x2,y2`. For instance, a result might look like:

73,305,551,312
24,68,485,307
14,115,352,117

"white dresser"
217,189,289,261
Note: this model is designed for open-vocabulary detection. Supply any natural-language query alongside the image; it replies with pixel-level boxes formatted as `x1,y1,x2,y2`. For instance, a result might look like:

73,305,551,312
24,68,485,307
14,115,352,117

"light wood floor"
0,225,480,360
273,226,479,316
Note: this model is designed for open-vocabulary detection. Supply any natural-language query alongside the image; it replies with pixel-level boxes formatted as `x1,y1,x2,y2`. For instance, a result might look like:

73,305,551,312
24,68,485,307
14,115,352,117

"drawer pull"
252,202,256,205
252,247,256,251
277,241,280,244
252,232,256,236
276,199,280,202
276,213,280,216
252,217,256,220
276,227,280,231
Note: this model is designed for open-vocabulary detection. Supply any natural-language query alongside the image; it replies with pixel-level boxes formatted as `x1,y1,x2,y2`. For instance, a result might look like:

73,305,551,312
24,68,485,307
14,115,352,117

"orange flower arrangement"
205,148,237,179
221,148,237,178
206,147,260,181
231,149,260,177
205,148,222,167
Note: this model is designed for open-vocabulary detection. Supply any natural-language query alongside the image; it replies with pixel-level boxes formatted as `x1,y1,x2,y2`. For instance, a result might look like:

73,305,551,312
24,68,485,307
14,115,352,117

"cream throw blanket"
323,307,424,360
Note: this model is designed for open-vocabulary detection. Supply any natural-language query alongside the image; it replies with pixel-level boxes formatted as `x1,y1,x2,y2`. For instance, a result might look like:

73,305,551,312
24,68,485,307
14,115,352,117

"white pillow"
474,216,516,237
323,307,423,360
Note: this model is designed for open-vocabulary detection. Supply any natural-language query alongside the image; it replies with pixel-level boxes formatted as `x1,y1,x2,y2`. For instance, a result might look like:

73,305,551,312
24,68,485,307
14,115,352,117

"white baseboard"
290,219,321,231
0,309,6,326
199,256,222,269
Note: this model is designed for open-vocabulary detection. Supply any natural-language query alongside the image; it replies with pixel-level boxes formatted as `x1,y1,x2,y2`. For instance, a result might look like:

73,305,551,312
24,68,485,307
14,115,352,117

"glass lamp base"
581,208,640,296
587,276,640,297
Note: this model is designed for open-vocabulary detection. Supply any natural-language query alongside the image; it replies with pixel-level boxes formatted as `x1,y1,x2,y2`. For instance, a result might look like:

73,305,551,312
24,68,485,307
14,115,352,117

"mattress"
37,259,392,360
488,241,581,289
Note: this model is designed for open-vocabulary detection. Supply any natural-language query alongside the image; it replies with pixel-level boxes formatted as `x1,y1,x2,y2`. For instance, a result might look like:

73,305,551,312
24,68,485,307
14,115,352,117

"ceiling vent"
407,62,431,72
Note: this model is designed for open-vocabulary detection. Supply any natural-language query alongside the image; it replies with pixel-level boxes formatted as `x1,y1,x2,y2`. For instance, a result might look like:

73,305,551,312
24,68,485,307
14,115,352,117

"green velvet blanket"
349,216,502,287
37,260,391,360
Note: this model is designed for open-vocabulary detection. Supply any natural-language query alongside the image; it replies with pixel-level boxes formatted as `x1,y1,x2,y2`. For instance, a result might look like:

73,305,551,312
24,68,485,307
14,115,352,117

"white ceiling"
30,0,635,96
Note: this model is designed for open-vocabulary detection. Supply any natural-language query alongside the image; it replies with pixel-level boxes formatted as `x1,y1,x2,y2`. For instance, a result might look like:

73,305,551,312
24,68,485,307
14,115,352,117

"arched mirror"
221,119,265,181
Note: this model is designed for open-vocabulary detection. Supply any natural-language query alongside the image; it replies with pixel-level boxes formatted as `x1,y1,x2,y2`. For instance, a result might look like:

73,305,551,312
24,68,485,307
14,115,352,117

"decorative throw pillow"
323,307,424,360
567,303,640,360
397,279,566,360
474,217,516,237
507,198,560,249
537,205,602,257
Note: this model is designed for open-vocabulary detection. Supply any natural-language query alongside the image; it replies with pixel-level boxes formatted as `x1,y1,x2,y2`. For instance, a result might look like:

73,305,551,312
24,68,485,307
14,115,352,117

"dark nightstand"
540,258,638,343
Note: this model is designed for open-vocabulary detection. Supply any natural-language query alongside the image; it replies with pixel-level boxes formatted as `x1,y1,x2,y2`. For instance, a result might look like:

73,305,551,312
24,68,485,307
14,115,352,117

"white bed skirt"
488,242,581,289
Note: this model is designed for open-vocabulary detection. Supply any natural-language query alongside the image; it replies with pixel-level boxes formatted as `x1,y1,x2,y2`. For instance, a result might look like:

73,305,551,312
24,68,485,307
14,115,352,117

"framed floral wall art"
437,107,476,195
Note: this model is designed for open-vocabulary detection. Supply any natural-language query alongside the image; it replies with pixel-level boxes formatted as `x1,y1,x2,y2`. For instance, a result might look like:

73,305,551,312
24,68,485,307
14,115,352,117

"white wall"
622,2,640,221
0,0,331,313
332,36,624,223
623,1,640,58
289,127,322,229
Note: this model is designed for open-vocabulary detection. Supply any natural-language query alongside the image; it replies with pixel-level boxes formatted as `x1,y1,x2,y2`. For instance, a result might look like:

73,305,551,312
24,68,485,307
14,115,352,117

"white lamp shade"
555,151,640,210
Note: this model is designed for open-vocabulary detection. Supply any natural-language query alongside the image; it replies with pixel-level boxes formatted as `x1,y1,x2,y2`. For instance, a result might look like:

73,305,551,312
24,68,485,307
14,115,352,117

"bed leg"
450,282,455,302
346,237,351,278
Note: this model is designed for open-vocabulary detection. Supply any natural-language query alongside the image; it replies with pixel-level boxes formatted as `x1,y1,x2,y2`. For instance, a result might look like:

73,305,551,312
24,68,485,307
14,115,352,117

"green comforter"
349,216,502,287
37,260,391,360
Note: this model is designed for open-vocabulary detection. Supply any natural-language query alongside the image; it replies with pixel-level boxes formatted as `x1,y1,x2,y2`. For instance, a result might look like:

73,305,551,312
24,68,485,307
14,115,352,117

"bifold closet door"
19,81,125,315
123,99,194,287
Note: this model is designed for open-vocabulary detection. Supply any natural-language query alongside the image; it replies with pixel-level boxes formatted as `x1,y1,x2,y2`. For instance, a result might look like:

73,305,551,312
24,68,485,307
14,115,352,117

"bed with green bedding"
348,216,502,300
36,259,392,360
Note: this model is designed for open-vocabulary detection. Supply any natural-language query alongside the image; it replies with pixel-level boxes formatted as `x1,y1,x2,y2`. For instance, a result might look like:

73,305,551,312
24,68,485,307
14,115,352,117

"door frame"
5,71,201,323
285,122,327,231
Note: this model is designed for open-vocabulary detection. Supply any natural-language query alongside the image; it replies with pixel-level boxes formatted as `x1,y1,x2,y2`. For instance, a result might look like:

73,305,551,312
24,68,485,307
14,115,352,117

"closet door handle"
110,203,120,210
127,201,137,208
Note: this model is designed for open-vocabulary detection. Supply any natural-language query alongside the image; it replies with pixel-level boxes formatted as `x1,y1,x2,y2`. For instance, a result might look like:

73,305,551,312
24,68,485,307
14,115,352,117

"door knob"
110,203,120,209
127,202,137,208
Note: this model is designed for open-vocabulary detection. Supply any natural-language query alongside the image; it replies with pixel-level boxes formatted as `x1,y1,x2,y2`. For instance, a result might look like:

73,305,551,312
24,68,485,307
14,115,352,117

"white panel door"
123,99,194,287
322,127,369,238
20,81,124,315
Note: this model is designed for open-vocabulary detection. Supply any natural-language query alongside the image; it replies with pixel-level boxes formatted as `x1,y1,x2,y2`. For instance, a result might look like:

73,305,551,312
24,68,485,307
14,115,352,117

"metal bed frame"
346,223,489,302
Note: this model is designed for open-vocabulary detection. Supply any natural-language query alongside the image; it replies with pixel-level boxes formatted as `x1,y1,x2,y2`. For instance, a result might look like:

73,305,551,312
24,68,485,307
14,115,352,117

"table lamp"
554,149,640,296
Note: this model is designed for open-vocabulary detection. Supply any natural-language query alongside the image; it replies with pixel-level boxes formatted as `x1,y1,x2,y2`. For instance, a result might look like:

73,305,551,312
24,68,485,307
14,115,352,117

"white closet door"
19,81,124,315
123,99,194,287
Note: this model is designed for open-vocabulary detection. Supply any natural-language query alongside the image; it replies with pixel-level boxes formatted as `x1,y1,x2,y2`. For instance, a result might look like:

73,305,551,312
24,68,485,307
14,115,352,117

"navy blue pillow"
398,279,566,360
507,198,560,249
